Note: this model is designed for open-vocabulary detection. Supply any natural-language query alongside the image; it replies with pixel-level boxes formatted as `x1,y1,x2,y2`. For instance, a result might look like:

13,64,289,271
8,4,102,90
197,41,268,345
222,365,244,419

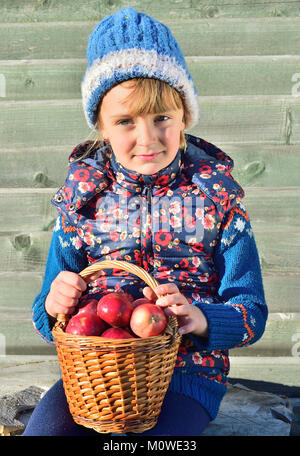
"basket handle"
55,260,161,326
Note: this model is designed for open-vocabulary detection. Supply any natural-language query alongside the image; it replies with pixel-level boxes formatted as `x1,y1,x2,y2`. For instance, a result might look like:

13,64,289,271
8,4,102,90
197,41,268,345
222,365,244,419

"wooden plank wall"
0,1,299,384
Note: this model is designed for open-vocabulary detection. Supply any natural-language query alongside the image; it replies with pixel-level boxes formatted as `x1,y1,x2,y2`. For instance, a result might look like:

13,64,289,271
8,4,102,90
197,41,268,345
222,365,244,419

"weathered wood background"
0,0,299,384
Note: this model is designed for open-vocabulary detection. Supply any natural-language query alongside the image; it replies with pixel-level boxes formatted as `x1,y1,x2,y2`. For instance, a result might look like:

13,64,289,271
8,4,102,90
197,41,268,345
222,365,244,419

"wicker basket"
52,260,181,434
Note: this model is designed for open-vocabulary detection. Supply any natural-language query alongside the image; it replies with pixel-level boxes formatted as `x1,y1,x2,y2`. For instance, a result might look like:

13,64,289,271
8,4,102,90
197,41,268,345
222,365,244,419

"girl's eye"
155,115,169,122
117,119,132,125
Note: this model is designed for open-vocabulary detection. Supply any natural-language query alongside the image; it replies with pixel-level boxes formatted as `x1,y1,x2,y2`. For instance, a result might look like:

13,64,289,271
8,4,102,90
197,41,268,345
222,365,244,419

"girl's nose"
136,119,157,146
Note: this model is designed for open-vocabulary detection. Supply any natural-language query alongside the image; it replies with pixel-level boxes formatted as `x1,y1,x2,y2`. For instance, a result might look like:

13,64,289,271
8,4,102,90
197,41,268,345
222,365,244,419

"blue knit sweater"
32,136,268,421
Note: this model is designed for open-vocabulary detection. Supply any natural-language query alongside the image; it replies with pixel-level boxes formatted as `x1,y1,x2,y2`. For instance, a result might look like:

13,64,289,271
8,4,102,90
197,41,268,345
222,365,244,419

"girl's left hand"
143,283,208,337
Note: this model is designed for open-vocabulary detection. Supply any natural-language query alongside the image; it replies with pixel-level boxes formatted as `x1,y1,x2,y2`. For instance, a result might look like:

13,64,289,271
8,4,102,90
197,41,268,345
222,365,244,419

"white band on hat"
81,48,199,130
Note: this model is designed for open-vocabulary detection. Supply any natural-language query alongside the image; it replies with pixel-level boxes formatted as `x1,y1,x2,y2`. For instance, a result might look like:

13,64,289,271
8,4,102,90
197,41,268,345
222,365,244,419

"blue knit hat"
81,7,199,130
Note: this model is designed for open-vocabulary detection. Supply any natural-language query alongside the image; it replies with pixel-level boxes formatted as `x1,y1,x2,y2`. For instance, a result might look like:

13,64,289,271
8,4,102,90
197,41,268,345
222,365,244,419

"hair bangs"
121,78,185,118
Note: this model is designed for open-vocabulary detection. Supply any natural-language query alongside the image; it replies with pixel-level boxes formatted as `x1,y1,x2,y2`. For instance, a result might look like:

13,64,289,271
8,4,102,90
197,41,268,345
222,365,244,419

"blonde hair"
81,78,190,160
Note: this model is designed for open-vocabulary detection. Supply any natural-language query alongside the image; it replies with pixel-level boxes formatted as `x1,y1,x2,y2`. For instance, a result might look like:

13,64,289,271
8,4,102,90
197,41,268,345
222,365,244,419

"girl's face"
99,83,185,175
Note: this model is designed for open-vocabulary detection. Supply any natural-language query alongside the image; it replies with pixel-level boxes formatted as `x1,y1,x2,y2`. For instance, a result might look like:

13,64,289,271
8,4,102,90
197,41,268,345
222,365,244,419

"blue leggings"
23,379,210,436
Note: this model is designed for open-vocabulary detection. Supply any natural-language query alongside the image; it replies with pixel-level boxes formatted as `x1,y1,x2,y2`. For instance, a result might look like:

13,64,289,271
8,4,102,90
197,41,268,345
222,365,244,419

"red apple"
101,327,135,339
76,298,98,316
130,303,167,338
65,312,107,336
131,298,154,309
97,292,133,327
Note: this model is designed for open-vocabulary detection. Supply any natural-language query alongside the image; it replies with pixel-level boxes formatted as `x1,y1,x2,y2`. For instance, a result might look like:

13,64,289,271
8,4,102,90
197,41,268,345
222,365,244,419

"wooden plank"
190,95,300,145
0,272,43,310
1,1,300,22
0,145,69,188
0,22,90,60
2,55,300,101
244,187,300,228
0,231,52,272
0,99,91,148
1,18,300,60
1,271,300,315
228,357,300,387
254,229,300,273
0,189,57,231
0,59,84,101
1,96,300,148
188,55,300,97
0,308,55,355
226,143,300,188
262,273,300,313
1,143,299,189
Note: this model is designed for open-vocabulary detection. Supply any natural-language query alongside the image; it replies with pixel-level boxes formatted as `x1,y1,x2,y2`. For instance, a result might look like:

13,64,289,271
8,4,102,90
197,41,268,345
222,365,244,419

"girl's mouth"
136,152,162,160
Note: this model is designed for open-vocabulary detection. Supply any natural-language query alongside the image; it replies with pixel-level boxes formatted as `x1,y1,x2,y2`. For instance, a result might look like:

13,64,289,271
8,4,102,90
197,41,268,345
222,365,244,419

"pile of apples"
65,292,167,339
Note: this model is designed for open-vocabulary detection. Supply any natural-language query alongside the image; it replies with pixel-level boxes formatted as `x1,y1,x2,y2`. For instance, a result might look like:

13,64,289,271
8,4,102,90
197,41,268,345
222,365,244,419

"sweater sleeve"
32,213,88,344
190,201,268,351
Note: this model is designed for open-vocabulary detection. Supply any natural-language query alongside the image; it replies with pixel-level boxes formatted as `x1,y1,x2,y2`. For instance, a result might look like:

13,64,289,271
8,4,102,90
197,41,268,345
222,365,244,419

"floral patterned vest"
52,134,244,378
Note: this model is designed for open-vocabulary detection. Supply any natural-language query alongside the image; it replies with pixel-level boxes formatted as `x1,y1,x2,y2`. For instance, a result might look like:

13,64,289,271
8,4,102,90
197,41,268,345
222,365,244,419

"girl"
24,7,268,436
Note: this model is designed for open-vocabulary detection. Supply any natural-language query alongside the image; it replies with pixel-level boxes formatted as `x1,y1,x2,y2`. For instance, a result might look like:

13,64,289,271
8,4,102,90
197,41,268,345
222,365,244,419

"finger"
168,303,190,315
153,283,180,297
51,302,77,316
50,285,80,307
54,281,83,300
178,323,194,335
54,292,79,309
58,271,87,292
61,305,77,315
156,294,187,308
142,286,157,301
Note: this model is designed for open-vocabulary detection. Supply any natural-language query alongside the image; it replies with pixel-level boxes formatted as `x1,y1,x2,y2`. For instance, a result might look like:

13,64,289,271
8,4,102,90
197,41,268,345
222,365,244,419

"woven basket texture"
52,260,181,433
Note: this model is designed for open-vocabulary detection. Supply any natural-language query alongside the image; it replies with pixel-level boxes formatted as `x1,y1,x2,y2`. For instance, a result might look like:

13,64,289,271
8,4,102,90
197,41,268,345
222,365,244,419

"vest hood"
185,134,244,215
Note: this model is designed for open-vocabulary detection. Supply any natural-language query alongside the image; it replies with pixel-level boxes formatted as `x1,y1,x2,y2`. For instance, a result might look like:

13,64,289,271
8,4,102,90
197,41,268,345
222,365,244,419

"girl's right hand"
45,271,87,318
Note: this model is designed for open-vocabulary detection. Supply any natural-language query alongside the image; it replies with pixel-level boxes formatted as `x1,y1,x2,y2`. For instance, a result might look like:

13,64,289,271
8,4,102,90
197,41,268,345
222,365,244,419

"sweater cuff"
32,292,55,345
190,299,264,351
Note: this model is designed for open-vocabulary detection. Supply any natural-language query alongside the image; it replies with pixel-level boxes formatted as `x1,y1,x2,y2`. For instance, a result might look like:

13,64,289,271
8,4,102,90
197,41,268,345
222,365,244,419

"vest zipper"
141,184,153,269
